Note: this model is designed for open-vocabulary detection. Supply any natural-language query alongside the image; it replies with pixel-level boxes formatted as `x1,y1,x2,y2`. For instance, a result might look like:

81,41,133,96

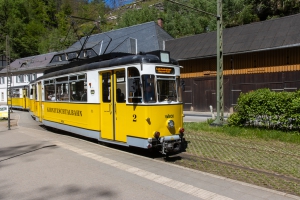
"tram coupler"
160,135,181,155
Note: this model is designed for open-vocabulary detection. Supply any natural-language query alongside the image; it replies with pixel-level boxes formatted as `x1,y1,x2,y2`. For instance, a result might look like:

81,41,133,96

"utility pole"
167,0,224,125
6,35,11,130
212,0,224,125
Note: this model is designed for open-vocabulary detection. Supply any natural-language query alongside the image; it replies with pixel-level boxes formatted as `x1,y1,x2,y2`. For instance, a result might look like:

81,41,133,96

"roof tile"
166,14,300,60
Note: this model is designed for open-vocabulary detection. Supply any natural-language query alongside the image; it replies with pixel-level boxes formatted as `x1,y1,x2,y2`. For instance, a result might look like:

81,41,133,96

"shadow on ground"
0,182,116,200
0,144,57,164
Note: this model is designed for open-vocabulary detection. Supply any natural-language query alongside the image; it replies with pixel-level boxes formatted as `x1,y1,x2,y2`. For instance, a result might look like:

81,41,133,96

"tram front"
139,58,185,155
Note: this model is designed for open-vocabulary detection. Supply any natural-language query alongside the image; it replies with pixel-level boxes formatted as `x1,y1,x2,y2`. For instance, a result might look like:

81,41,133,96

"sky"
99,0,135,8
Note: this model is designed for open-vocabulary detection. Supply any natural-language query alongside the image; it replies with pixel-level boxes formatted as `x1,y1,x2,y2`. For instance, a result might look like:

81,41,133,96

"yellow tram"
29,51,185,154
9,86,30,110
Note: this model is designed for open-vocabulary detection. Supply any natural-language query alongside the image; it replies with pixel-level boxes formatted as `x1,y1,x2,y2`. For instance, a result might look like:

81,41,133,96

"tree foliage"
116,0,300,38
0,0,108,59
1,0,300,59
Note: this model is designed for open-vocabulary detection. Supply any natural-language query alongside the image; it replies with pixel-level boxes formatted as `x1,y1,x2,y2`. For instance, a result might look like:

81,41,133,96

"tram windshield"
157,76,177,102
142,75,179,103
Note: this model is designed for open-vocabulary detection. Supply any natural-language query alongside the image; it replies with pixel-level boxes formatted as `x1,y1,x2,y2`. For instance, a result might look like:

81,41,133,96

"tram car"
9,86,30,110
29,50,185,155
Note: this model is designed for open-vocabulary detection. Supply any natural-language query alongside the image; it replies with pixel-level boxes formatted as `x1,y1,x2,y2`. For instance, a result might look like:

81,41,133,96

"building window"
26,74,31,82
0,77,4,84
32,74,36,80
17,75,24,83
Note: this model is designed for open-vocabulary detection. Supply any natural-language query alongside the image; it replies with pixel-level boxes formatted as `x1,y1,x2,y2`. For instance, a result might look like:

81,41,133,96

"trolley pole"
6,35,11,130
166,0,224,125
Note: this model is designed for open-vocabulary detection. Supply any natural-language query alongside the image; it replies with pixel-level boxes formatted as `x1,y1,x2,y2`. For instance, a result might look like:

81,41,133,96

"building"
166,14,300,112
49,21,172,67
0,53,56,104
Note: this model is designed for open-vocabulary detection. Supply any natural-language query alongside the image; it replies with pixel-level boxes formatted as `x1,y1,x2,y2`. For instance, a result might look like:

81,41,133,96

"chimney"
157,18,164,28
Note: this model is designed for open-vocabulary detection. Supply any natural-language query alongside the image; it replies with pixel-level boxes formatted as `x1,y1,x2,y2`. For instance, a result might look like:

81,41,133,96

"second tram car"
29,51,185,155
9,86,30,110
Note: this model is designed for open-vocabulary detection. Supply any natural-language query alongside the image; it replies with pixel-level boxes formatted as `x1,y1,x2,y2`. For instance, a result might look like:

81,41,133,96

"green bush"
228,88,300,131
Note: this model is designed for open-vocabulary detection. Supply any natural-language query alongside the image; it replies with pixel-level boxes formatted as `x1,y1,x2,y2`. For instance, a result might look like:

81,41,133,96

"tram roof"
166,13,300,60
34,53,178,82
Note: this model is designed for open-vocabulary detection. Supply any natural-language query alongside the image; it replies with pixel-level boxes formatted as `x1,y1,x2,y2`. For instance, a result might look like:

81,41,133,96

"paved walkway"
0,111,299,200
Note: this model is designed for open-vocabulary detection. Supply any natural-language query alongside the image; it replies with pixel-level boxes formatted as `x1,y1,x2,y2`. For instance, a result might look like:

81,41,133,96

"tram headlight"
167,120,175,128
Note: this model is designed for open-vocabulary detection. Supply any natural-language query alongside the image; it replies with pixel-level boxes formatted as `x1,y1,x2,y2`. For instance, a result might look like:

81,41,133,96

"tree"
117,5,158,28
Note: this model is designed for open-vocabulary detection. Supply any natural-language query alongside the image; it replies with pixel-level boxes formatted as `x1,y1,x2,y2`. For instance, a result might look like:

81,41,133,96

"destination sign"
155,67,174,74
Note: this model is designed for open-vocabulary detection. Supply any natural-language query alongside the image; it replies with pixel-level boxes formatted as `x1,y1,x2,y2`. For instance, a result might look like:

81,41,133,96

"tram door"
38,82,43,122
100,69,126,141
22,89,27,109
101,71,114,140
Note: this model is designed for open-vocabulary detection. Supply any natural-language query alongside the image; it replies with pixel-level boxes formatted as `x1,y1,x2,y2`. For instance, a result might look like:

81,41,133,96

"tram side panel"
42,102,101,132
34,101,40,120
11,97,22,108
29,98,35,114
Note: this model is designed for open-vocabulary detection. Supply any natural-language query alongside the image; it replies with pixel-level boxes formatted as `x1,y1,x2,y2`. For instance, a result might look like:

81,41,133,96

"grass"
184,120,300,144
173,120,300,196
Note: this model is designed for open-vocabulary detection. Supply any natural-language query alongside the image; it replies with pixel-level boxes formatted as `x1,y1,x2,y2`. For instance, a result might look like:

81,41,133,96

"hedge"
228,88,300,130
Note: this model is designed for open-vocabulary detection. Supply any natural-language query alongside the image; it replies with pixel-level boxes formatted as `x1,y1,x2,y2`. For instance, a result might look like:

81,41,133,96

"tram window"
55,83,69,101
102,72,111,103
56,76,68,82
176,77,183,102
69,80,87,102
12,89,20,98
128,67,140,77
127,67,141,103
69,76,77,81
68,74,87,102
157,77,178,102
78,74,86,80
116,70,126,103
45,84,55,101
44,79,55,101
142,75,156,103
